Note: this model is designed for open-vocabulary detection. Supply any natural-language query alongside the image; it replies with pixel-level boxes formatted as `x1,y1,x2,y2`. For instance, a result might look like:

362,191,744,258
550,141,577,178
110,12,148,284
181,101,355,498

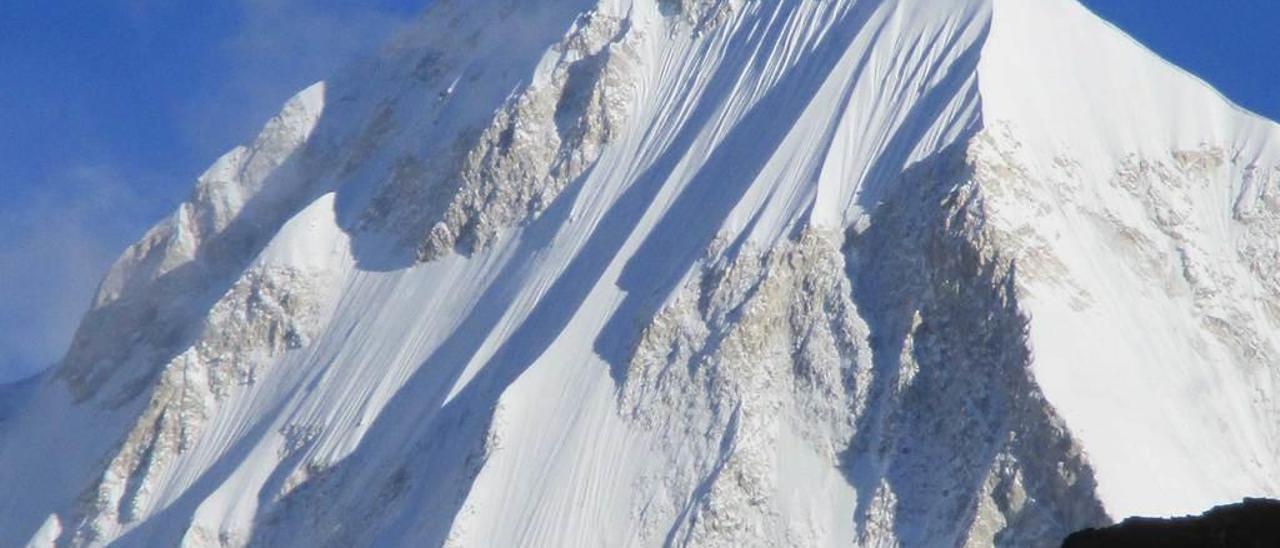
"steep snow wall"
2,0,1279,546
976,0,1280,518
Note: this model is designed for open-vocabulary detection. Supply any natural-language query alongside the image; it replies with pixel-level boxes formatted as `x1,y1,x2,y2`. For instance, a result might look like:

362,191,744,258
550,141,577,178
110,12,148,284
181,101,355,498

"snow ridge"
3,0,1280,546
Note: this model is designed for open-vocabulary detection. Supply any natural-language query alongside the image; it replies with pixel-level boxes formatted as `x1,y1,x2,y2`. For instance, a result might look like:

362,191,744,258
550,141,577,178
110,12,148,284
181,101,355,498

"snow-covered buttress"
3,0,1279,546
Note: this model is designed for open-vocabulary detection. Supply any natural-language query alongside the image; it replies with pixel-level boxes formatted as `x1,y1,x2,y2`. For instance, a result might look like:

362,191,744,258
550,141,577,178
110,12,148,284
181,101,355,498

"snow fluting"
3,0,1280,546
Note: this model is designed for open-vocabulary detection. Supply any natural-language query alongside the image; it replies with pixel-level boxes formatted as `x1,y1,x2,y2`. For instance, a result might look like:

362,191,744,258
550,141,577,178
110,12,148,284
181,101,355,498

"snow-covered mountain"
4,0,1280,546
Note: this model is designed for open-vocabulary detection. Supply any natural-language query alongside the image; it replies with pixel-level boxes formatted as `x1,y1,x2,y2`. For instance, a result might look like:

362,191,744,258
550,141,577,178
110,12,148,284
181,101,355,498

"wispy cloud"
0,165,166,382
183,0,422,154
0,1,423,383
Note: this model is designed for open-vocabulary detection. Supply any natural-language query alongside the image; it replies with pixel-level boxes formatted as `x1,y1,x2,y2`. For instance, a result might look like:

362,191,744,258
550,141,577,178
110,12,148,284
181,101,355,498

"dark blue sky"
1080,0,1280,120
1,1,1277,381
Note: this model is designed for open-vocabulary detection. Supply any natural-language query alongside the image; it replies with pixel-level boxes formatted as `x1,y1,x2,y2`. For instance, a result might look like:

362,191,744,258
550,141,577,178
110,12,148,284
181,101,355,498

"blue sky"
1081,0,1280,119
0,0,424,382
0,1,1277,382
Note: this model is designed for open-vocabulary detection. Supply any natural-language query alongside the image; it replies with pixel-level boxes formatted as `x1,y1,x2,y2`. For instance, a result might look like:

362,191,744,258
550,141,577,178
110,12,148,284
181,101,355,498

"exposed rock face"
659,0,740,30
623,230,874,545
614,139,1114,547
57,84,328,404
963,121,1280,510
365,9,640,262
72,266,329,543
845,145,1107,547
5,0,1280,546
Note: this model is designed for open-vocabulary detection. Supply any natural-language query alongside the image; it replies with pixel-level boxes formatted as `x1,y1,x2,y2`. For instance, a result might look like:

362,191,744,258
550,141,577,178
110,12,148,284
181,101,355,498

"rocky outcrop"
58,84,327,404
846,145,1107,547
364,9,640,262
72,266,328,543
8,0,1280,546
659,0,740,31
1063,498,1280,548
617,142,1111,547
622,230,873,546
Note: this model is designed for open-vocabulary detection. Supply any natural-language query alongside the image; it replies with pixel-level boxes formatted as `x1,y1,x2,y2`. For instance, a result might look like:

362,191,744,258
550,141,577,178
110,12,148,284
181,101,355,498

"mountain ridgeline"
3,0,1279,546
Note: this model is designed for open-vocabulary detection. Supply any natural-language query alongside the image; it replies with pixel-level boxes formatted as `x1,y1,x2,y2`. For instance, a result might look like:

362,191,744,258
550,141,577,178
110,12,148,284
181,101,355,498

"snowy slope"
977,0,1280,518
2,0,1279,546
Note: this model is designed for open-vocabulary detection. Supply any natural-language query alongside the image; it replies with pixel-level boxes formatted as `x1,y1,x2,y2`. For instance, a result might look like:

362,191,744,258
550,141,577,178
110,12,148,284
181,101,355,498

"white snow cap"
3,0,1279,546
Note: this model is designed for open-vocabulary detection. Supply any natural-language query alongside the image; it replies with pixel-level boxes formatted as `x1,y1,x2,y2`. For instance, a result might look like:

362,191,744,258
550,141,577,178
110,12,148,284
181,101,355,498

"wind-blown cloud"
0,1,422,383
183,0,422,155
0,165,165,382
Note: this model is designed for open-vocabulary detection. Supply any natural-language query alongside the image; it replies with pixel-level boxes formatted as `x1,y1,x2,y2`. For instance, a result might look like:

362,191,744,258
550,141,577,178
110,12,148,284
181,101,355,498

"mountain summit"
4,0,1280,546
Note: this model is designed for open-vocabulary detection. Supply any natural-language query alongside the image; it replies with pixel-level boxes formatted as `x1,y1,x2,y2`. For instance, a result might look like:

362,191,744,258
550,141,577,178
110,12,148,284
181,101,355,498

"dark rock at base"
1062,498,1280,547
